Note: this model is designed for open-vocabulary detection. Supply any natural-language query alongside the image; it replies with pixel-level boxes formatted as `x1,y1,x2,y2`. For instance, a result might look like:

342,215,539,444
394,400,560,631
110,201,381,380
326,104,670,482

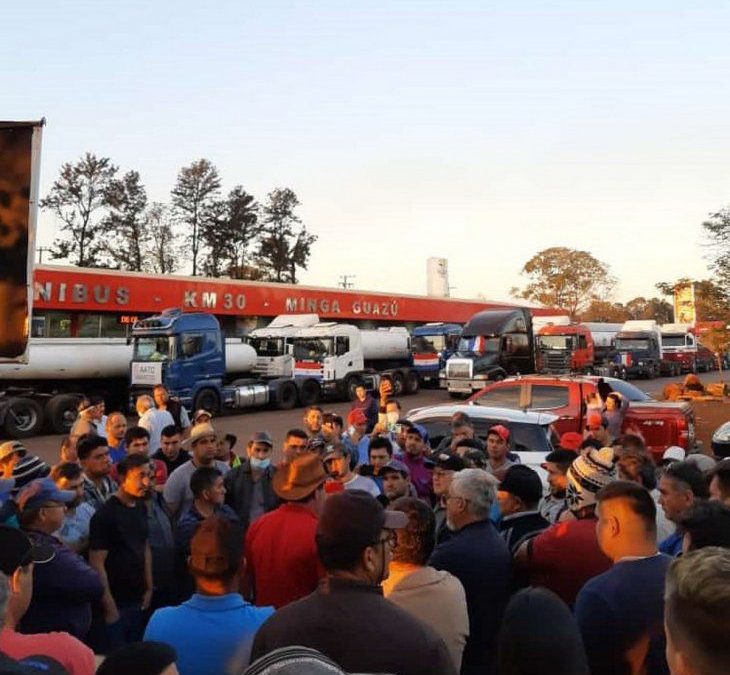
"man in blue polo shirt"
144,515,274,675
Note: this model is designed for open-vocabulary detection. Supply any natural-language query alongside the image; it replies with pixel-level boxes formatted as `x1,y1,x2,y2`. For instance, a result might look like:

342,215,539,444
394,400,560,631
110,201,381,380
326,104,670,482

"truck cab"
245,314,319,379
614,320,664,379
411,323,462,386
660,323,698,373
443,308,534,395
536,323,594,374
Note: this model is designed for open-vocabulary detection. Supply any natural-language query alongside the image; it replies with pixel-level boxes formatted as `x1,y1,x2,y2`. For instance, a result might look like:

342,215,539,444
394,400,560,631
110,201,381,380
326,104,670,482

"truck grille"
543,351,571,373
446,360,472,379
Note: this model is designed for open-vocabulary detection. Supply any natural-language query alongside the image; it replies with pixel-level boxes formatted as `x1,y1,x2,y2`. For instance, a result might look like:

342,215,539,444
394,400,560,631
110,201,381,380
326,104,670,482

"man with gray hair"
428,469,512,675
136,395,174,456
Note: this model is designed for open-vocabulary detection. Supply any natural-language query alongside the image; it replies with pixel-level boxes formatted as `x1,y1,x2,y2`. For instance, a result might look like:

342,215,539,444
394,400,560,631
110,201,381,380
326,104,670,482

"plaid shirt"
82,474,117,512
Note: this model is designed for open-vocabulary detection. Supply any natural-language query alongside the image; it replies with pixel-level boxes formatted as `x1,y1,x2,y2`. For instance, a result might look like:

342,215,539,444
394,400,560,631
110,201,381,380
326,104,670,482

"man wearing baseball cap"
0,527,96,675
402,425,434,502
496,465,549,555
224,431,278,535
539,448,576,524
380,459,412,507
485,425,519,482
243,453,327,609
342,408,370,466
251,490,456,675
323,444,380,498
432,452,465,543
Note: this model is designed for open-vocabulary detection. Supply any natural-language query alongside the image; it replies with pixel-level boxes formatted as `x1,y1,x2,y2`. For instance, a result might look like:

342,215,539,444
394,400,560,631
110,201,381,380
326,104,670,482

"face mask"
347,425,356,436
250,457,271,470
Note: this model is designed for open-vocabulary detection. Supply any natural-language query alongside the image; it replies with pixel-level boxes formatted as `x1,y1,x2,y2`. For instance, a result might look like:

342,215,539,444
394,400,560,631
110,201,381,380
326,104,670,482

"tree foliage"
625,296,673,323
580,300,629,323
656,278,730,323
102,170,148,271
145,203,179,274
171,159,221,276
511,247,615,319
702,207,730,289
256,188,317,283
40,153,118,267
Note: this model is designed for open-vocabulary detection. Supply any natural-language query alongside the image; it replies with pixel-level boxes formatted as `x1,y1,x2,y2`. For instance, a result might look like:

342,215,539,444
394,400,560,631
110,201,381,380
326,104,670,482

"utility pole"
338,274,356,289
37,246,52,264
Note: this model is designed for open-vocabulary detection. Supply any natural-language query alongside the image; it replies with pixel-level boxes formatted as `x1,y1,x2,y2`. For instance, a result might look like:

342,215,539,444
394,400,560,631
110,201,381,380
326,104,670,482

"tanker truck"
0,338,132,438
291,323,419,400
411,323,462,387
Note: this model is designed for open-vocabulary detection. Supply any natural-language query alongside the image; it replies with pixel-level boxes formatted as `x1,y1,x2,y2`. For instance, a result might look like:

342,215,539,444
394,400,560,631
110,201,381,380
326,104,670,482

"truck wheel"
391,371,405,396
3,398,44,439
404,371,420,395
193,389,221,417
299,380,321,406
274,382,298,410
343,376,363,402
46,394,81,435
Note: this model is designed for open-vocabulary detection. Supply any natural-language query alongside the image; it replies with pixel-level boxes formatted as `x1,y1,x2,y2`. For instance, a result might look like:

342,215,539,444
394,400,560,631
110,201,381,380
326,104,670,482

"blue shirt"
109,442,126,464
575,555,672,675
659,531,683,557
144,593,274,675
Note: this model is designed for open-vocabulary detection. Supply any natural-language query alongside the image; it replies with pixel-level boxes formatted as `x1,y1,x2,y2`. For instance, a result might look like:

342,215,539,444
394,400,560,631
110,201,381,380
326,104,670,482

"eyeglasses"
445,493,468,503
374,531,398,548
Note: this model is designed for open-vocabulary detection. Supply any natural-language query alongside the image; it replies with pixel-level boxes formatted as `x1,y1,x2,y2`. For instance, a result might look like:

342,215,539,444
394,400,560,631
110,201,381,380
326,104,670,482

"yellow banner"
673,284,696,325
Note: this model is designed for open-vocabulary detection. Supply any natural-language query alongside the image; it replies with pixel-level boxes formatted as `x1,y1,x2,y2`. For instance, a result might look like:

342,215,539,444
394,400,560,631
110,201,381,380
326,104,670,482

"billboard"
673,283,697,325
0,121,44,361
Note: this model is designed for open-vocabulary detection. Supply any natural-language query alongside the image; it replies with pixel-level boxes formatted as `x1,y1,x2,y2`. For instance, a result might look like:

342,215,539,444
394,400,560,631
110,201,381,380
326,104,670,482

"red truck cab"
536,324,594,374
467,375,695,463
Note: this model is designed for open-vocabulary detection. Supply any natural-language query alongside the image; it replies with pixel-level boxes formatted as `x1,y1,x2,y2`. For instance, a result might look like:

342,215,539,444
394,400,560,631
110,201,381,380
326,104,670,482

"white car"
407,404,558,484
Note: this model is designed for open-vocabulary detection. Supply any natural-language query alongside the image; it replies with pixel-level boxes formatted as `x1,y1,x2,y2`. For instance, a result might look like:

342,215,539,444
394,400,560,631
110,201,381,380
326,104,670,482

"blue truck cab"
411,323,462,386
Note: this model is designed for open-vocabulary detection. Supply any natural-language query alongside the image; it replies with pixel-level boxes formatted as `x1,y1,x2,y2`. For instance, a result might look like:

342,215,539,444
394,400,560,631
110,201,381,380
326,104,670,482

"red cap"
587,412,604,428
488,424,510,442
348,409,368,426
559,431,583,452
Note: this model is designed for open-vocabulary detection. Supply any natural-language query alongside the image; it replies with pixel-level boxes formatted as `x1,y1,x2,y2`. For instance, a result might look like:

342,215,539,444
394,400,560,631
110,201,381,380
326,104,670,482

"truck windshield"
133,336,173,361
538,335,573,350
457,336,500,354
412,335,445,353
616,338,650,351
662,335,687,347
293,338,333,362
247,337,285,357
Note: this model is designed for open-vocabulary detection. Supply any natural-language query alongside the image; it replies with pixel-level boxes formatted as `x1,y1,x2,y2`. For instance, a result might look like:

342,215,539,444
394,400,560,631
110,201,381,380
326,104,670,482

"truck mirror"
503,336,514,353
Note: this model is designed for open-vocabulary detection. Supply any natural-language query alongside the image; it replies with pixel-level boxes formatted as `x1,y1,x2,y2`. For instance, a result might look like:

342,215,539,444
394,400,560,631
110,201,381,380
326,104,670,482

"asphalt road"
21,372,718,467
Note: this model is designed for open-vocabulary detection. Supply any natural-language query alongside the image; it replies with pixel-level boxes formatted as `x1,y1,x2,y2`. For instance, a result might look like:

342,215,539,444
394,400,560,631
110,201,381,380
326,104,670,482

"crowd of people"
0,378,729,674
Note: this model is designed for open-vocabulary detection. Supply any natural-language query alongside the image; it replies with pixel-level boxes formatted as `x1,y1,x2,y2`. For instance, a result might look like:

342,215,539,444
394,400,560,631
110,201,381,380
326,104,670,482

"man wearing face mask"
224,432,278,534
251,490,456,675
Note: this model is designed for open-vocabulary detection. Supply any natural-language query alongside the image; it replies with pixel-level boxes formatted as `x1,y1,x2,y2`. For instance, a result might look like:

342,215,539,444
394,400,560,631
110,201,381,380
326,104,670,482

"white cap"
662,446,686,463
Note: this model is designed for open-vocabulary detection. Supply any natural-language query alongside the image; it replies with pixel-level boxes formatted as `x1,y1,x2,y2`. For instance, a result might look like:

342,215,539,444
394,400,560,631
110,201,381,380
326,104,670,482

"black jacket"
251,577,457,675
223,459,278,532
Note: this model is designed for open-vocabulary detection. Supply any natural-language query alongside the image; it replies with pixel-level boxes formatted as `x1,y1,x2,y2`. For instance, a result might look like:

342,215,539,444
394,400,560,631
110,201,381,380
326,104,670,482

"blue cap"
22,478,76,511
0,478,15,496
380,459,410,477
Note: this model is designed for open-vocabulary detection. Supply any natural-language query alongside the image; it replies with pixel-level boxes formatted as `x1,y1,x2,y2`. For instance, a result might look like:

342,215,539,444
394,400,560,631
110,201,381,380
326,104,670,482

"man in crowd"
251,490,455,675
51,462,96,553
216,434,241,469
243,453,326,608
163,422,230,519
342,409,370,466
584,412,611,447
681,500,730,551
121,427,167,487
429,469,511,675
302,406,324,439
175,467,239,599
0,528,96,675
380,460,412,507
321,413,344,445
383,496,469,672
658,460,709,556
485,425,519,481
136,395,175,457
518,446,615,606
152,425,190,477
153,384,191,433
146,516,274,675
437,417,485,454
357,436,394,491
664,547,730,675
539,448,575,523
193,409,212,425
105,413,128,464
224,432,278,534
18,478,103,641
497,465,549,556
78,435,116,513
281,429,310,462
575,481,671,675
351,384,379,433
708,459,730,505
0,442,26,483
89,454,153,649
402,425,433,501
324,444,380,497
431,452,465,542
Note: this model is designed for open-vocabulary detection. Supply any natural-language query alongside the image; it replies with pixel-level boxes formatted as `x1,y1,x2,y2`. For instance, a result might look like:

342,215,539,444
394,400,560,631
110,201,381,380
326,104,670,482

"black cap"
499,465,543,505
0,526,55,575
542,449,578,467
433,452,465,472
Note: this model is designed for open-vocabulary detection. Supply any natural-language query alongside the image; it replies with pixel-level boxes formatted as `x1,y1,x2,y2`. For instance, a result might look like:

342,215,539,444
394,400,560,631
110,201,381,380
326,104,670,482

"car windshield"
538,335,573,350
615,338,651,351
292,338,333,362
601,378,653,402
133,336,174,362
457,336,500,354
246,336,285,357
412,335,446,353
662,335,688,347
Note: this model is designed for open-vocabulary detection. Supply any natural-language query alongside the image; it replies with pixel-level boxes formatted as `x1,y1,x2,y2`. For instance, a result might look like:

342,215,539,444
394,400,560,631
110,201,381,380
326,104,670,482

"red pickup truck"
466,375,695,462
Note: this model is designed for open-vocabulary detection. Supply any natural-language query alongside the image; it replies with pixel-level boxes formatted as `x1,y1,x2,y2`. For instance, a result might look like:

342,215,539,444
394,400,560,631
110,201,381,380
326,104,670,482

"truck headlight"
473,374,488,380
638,361,645,366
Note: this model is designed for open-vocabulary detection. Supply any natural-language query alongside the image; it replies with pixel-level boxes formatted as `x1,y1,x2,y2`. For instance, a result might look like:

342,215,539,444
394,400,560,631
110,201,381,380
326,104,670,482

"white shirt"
139,408,175,453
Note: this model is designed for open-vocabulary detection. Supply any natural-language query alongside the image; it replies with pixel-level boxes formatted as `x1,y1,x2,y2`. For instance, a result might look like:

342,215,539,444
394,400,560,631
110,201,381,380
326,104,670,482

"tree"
102,170,148,271
656,278,730,323
625,296,674,323
702,206,730,288
40,153,117,266
511,247,616,319
580,300,629,323
256,188,316,283
171,159,221,276
144,203,179,275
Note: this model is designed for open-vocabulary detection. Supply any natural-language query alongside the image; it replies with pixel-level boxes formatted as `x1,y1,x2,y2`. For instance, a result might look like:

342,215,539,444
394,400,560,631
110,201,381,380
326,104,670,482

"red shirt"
0,627,95,675
527,517,611,606
243,503,324,608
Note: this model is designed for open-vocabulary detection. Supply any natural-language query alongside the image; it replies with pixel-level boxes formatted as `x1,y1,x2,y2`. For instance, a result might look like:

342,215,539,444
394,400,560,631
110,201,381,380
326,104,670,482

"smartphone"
394,424,403,435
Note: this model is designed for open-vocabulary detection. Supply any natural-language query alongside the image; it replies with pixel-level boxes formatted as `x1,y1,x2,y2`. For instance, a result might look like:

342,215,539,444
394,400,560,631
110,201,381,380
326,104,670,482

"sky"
4,1,730,304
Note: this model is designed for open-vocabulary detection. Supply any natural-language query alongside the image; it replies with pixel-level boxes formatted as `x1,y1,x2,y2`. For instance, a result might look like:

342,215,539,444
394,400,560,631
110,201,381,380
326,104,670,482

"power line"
37,246,52,264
